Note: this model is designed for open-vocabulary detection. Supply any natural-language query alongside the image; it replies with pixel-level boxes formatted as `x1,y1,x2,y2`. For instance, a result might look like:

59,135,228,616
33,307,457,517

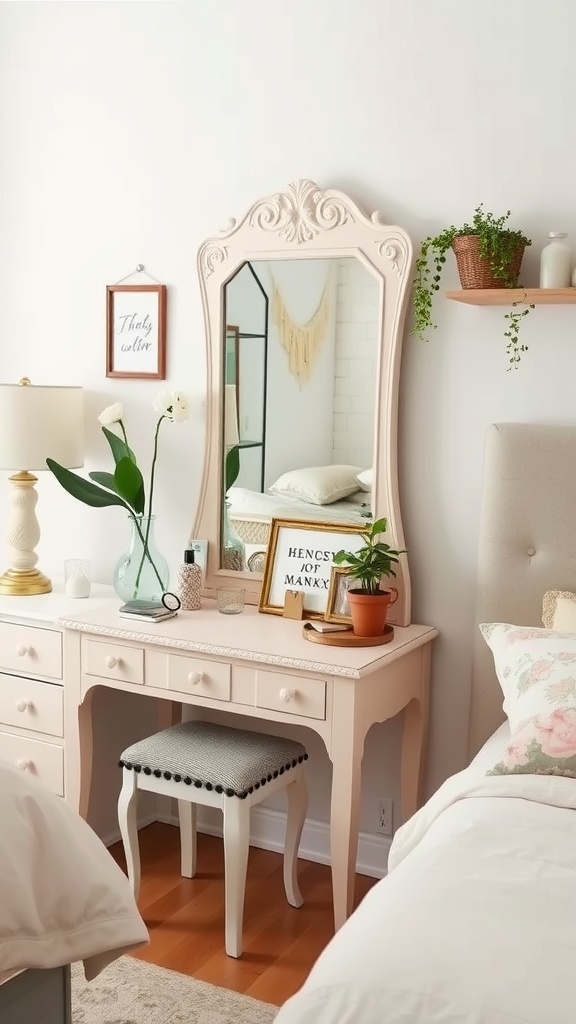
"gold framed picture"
259,518,365,618
325,565,356,625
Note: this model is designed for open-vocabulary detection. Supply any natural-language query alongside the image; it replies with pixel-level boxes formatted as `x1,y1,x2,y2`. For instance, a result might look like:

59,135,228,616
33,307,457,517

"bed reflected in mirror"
221,256,378,572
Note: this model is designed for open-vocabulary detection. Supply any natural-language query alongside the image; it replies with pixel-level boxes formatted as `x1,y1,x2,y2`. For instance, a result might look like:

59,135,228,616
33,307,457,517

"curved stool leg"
178,798,197,878
283,767,307,908
222,799,250,958
117,770,141,899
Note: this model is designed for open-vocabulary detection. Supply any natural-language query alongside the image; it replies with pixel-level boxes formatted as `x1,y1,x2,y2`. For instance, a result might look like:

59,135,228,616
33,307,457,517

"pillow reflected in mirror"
355,467,373,492
268,464,363,506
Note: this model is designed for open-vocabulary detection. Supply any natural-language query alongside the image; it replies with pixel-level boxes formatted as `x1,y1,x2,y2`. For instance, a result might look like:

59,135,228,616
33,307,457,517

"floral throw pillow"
480,622,576,777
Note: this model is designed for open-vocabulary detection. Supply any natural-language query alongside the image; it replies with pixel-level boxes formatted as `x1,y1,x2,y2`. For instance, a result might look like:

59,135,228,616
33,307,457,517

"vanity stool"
117,720,309,957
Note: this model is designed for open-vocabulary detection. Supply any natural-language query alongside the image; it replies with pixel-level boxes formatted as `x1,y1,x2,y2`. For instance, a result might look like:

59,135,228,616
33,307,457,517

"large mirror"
192,179,413,625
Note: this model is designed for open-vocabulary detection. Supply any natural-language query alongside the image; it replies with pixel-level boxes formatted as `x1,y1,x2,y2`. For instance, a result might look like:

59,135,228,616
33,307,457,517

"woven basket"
452,234,526,289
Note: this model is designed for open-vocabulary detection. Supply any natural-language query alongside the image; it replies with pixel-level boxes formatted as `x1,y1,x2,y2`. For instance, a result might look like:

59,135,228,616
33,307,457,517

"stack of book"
118,600,178,623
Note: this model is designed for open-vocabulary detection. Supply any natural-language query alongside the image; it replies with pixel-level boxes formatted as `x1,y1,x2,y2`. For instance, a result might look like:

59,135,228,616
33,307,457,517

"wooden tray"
302,622,394,647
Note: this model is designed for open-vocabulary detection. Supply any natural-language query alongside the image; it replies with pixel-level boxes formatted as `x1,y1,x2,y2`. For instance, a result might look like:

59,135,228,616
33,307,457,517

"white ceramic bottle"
540,232,572,288
177,549,202,611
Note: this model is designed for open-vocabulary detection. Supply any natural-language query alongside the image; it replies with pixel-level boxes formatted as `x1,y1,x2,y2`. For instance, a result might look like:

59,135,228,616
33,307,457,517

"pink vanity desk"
60,601,437,930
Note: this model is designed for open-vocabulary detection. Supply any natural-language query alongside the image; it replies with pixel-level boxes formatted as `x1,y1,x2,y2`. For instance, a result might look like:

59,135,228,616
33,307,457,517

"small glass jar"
540,232,572,288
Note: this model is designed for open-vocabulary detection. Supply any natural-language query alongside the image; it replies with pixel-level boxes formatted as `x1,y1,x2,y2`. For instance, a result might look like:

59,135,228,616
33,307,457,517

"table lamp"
0,378,84,595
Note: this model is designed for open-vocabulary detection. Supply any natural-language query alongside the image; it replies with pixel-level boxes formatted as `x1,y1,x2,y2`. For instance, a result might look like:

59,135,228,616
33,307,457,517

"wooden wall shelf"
446,288,576,306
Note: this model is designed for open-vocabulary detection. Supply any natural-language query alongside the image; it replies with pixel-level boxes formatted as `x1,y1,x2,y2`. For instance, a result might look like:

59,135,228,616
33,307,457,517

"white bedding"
0,760,148,980
275,722,576,1024
227,486,370,527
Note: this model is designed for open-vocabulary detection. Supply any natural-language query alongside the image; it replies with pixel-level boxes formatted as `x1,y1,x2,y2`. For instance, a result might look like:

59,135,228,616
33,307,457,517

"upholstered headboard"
468,422,576,759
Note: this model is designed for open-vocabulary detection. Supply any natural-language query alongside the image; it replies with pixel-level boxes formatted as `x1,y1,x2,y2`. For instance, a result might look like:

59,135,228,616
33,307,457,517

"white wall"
3,0,576,846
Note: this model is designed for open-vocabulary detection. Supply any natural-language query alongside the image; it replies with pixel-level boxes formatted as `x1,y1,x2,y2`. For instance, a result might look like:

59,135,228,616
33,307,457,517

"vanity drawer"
0,731,64,796
83,638,144,685
0,624,62,680
0,674,63,736
164,654,231,701
256,670,326,720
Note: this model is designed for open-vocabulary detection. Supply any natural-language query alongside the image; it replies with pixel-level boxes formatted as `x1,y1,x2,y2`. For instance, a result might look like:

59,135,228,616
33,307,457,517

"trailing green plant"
333,518,406,595
412,205,533,369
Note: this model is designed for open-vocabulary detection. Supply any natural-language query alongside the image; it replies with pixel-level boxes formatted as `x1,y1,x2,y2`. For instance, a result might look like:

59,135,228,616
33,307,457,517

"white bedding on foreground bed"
275,722,576,1024
0,760,148,981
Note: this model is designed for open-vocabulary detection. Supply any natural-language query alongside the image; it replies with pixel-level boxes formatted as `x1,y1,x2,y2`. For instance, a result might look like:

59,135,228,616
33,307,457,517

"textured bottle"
540,232,571,288
177,550,202,611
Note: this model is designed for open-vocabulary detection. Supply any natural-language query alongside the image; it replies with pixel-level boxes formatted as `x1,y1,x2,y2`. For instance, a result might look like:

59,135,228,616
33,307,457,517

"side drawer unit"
0,623,62,679
0,673,63,736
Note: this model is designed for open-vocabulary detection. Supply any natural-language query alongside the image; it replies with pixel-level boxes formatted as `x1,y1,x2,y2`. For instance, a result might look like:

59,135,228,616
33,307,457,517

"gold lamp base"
0,567,52,596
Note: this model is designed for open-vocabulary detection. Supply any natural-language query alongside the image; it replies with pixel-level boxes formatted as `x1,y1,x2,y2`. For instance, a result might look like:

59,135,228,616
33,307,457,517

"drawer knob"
188,671,204,686
105,655,122,669
17,758,33,772
17,645,31,657
279,687,294,703
16,699,33,712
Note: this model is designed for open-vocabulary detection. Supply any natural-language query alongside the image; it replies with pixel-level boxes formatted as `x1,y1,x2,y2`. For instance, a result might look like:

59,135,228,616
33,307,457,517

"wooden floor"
109,822,377,1006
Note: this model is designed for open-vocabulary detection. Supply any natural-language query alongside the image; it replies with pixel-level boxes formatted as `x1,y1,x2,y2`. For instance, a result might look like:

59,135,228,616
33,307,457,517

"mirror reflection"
221,257,379,572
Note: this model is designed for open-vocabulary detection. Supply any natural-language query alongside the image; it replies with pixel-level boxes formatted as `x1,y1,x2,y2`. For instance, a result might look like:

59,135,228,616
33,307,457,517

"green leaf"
89,471,119,492
225,445,240,493
102,426,136,467
370,517,388,536
115,457,145,514
46,459,132,510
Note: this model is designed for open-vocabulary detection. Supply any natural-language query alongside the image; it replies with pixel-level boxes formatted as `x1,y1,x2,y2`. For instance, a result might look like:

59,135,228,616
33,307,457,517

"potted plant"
412,205,533,369
333,517,405,638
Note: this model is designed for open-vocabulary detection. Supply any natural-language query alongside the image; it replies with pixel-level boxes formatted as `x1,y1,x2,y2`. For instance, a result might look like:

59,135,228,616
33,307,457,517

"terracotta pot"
347,588,396,638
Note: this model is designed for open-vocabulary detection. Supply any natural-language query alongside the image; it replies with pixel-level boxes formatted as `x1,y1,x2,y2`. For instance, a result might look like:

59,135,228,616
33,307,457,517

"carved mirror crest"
191,179,413,626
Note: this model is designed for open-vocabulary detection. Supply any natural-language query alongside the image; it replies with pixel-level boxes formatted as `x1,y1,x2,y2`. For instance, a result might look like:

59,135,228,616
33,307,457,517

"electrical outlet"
377,798,394,836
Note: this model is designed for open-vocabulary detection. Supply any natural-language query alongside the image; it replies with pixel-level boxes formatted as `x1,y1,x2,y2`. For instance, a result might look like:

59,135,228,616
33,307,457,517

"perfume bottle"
177,549,202,611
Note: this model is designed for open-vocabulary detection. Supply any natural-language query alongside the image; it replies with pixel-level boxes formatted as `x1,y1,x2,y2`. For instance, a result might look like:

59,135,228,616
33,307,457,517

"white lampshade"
0,381,84,470
224,384,240,448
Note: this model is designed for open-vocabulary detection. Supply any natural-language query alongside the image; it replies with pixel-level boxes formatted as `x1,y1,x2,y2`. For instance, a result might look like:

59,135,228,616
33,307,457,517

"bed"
0,759,148,1022
274,422,576,1024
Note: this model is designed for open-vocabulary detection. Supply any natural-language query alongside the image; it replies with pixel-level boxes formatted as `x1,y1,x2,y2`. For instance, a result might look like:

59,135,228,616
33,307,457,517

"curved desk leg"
77,688,96,821
401,645,431,823
329,680,364,932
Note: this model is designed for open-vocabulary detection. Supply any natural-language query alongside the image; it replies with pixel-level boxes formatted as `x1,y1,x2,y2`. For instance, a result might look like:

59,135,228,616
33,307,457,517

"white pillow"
542,589,576,631
268,465,363,506
355,467,373,492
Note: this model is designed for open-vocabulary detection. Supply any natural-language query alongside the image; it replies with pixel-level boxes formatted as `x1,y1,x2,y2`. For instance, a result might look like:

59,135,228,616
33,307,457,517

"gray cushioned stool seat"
119,720,308,799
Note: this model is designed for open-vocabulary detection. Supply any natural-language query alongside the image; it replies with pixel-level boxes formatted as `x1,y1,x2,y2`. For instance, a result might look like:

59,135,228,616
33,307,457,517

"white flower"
170,392,189,423
153,390,189,423
98,402,123,427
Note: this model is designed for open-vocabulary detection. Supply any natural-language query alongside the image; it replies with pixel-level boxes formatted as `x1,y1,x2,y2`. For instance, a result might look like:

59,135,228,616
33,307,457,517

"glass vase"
222,501,246,572
113,514,169,603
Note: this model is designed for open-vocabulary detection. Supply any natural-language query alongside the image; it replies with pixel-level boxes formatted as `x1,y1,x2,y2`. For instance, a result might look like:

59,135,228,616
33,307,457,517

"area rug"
71,956,277,1024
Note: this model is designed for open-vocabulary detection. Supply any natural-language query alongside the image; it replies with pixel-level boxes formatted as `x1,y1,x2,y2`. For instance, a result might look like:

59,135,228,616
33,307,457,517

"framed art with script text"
259,518,365,618
106,284,167,379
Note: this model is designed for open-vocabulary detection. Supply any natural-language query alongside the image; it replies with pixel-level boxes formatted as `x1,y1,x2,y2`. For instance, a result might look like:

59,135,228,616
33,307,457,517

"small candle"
65,571,90,598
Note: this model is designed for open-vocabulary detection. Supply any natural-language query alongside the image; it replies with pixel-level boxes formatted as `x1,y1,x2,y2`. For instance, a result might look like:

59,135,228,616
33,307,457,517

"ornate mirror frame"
192,178,414,626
